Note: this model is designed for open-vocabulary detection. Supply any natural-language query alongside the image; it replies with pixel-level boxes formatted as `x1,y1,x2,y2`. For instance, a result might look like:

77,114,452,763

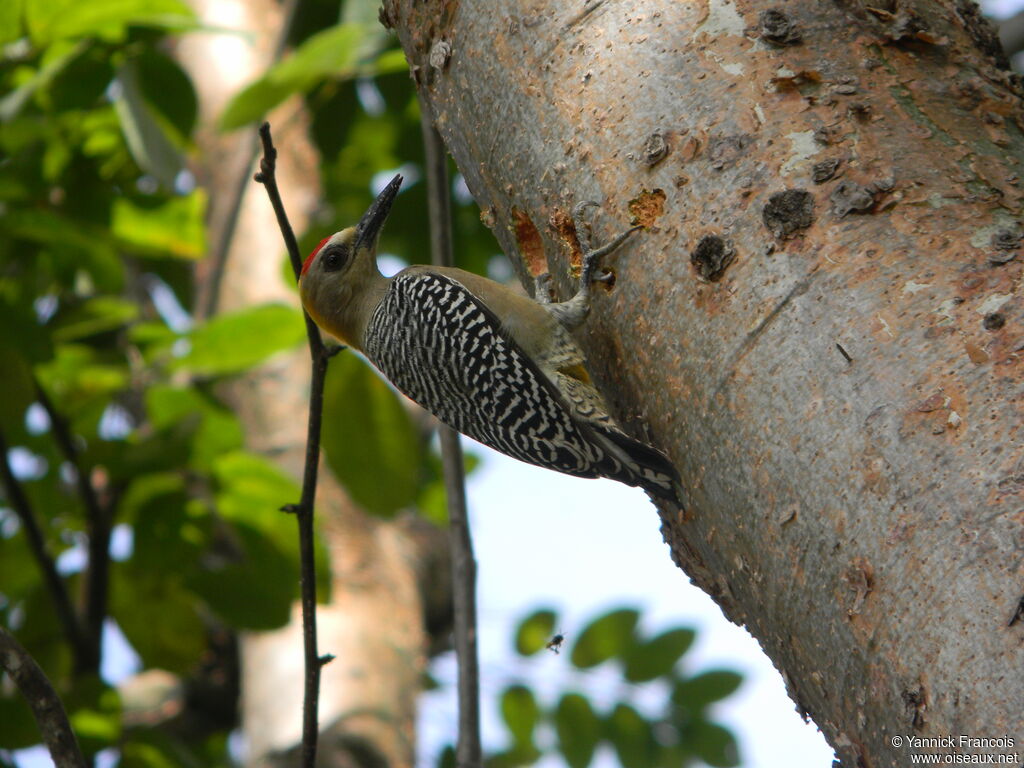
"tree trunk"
176,2,448,765
390,1,1024,765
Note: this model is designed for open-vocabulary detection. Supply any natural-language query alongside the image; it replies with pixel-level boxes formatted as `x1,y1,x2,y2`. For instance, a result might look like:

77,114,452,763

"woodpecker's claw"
579,225,641,287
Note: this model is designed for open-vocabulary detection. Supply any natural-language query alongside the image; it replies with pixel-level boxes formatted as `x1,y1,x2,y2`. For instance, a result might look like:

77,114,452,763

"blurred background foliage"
0,0,741,766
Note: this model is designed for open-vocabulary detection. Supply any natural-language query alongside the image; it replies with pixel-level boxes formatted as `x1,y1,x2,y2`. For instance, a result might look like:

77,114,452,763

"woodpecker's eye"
321,245,349,272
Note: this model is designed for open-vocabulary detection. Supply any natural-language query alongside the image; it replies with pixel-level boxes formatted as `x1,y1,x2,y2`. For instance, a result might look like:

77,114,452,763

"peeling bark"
391,1,1024,766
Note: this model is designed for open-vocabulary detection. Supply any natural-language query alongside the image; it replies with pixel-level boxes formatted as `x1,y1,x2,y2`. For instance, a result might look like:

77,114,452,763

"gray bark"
390,1,1024,766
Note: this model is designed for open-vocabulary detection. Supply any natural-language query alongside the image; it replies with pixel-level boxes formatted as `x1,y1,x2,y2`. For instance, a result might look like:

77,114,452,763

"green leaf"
65,681,122,757
211,451,300,528
218,77,294,133
1,208,123,292
186,519,296,629
185,451,322,628
0,301,48,431
0,39,88,123
622,627,696,683
321,353,425,517
0,0,23,44
119,473,205,572
0,694,40,750
219,24,407,130
514,608,557,656
144,386,243,471
112,190,207,259
24,0,195,45
435,746,455,768
52,296,138,341
569,608,639,669
672,670,744,711
174,303,305,377
35,345,129,434
114,58,185,189
69,706,121,743
121,741,182,768
133,47,198,141
111,562,206,673
0,533,42,604
607,703,655,768
686,721,740,767
554,693,601,768
500,685,539,749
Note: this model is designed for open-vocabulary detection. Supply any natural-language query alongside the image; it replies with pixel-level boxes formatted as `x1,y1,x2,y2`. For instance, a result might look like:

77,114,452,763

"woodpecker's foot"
533,272,554,305
324,343,346,358
544,220,640,331
579,225,641,287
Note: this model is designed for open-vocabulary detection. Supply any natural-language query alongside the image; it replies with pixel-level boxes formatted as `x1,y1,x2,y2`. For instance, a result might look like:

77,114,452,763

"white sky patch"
377,253,407,277
981,0,1024,17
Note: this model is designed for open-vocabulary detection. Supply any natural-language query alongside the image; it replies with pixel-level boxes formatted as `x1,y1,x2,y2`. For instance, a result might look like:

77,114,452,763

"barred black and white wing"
363,270,678,499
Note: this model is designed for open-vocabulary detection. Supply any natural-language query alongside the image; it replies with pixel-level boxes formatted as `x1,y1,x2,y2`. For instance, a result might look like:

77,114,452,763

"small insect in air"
545,632,565,654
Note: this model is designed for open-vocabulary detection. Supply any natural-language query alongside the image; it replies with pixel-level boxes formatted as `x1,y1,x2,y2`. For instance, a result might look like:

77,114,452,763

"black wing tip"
592,424,682,502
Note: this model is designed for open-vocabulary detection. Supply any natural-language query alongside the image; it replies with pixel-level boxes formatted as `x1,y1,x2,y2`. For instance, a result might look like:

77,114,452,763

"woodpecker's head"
298,174,402,347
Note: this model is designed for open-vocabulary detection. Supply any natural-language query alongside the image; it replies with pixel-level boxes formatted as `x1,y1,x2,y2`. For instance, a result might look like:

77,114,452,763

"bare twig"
0,426,89,670
420,107,482,766
33,378,107,674
197,0,301,322
0,625,87,768
254,122,330,768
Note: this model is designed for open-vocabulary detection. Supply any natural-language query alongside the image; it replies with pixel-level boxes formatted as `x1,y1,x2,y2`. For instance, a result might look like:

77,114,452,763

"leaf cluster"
0,1,323,763
438,607,742,768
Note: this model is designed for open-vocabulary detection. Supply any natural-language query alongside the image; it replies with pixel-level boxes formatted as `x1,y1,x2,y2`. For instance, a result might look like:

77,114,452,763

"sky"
416,451,836,768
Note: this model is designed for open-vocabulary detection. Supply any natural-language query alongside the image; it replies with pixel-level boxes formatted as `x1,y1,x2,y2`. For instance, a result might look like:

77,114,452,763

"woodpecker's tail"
587,423,682,503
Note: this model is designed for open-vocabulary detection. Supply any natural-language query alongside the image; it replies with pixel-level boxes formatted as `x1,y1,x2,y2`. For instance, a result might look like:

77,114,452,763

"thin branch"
33,378,107,674
420,106,482,766
254,122,330,768
197,0,301,322
0,426,89,670
0,624,87,768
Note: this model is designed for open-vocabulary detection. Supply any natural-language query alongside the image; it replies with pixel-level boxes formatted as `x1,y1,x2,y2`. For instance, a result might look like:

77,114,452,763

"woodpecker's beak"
355,173,403,251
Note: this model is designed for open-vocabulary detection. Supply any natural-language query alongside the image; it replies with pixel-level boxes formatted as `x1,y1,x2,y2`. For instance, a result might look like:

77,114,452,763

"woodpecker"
298,174,680,502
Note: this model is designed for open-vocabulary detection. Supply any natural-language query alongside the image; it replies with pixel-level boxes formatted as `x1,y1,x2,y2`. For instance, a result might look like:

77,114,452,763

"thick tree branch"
393,2,1024,766
33,378,107,674
0,625,87,768
420,109,481,766
254,122,331,768
196,0,300,322
0,426,89,671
